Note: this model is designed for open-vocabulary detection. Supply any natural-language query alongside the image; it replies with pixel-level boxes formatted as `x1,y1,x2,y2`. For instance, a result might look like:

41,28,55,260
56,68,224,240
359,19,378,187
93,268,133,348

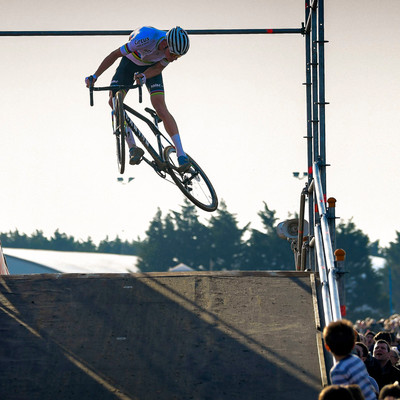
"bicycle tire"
164,146,218,212
114,91,125,174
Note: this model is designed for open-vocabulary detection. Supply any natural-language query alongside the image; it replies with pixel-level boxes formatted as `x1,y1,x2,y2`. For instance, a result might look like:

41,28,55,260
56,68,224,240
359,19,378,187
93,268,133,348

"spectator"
378,382,400,400
389,348,400,368
367,340,400,389
355,341,380,395
366,331,377,352
318,385,354,400
323,319,377,400
359,333,367,345
345,384,366,400
357,342,371,362
376,332,394,347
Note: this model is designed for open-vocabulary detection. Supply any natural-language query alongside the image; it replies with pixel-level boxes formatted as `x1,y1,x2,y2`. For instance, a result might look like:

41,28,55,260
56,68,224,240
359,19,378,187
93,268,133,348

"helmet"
167,27,190,56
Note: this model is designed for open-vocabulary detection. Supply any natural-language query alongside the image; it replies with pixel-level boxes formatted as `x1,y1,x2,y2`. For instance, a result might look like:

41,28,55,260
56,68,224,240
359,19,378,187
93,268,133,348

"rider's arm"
93,48,123,79
142,62,167,80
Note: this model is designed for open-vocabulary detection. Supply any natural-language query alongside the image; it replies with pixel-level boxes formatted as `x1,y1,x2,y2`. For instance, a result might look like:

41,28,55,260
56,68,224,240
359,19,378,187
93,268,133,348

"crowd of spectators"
354,315,400,340
318,316,400,400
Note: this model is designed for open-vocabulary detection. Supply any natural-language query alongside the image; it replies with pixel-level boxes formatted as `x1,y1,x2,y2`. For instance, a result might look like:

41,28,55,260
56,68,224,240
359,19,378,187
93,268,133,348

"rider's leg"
150,93,188,166
110,58,145,152
108,89,143,165
108,90,136,148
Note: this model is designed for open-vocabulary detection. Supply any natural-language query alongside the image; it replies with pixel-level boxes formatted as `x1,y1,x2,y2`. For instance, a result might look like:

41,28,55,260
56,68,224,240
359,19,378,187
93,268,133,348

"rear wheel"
113,91,125,174
164,146,218,212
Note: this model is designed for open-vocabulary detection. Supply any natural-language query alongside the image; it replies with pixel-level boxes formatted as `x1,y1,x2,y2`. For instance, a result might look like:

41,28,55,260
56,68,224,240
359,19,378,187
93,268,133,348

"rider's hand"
134,72,146,86
85,74,97,88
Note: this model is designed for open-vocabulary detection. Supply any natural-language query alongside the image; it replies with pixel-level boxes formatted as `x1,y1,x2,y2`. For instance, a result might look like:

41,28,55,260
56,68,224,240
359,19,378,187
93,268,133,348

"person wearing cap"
85,26,191,171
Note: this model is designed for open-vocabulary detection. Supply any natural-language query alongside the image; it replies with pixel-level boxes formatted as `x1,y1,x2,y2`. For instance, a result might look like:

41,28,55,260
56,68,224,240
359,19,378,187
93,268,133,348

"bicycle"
88,82,218,212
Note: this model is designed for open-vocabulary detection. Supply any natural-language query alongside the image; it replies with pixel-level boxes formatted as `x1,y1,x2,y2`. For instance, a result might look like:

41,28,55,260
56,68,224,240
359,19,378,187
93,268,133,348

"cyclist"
85,26,190,171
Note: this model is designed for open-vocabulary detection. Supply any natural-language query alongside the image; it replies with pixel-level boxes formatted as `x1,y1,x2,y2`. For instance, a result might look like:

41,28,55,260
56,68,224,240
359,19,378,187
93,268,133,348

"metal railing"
290,162,342,325
312,162,342,323
285,162,343,324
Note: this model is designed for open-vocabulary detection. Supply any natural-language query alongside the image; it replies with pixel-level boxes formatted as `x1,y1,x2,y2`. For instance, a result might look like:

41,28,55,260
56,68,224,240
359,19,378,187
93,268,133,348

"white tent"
3,248,139,274
168,263,194,272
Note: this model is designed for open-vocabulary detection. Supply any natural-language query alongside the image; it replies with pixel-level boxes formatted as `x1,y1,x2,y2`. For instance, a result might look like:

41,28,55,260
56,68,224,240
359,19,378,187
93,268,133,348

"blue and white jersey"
330,355,377,400
120,26,169,67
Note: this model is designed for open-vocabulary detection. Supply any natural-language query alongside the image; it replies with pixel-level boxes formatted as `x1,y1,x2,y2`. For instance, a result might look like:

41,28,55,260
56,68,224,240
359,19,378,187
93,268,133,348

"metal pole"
327,197,336,251
311,4,319,164
305,0,318,33
334,249,346,318
315,225,333,324
314,162,341,321
305,1,315,271
297,188,307,271
318,0,328,196
0,28,304,37
311,1,321,276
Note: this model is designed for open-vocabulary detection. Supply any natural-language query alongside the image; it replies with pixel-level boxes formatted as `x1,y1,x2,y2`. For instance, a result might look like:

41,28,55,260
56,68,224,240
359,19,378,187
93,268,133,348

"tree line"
1,199,399,322
0,228,138,255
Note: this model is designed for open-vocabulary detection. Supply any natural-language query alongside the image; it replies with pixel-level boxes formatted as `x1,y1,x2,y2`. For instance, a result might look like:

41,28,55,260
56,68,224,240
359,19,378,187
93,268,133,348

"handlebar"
88,78,143,106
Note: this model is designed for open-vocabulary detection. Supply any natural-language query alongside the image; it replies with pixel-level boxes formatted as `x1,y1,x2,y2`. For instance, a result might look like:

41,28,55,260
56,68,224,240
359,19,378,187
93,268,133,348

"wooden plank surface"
0,271,324,400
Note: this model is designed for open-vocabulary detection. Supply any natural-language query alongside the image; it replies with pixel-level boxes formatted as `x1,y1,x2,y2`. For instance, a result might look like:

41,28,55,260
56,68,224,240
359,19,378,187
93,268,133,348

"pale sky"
1,0,400,248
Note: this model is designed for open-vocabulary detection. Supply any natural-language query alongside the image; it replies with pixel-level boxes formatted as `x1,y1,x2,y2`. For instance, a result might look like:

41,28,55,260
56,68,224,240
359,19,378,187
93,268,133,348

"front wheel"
164,146,218,212
113,91,125,174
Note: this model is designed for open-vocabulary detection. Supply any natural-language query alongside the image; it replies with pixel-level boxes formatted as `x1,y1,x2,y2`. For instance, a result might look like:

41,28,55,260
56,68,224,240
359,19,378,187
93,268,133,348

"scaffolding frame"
0,1,331,271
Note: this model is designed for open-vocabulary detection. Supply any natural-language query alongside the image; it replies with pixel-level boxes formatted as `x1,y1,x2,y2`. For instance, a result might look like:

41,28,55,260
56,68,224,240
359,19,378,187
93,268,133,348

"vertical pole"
310,0,320,270
311,2,319,165
318,0,327,196
311,2,320,269
305,2,315,271
327,197,336,251
297,189,307,271
334,249,346,317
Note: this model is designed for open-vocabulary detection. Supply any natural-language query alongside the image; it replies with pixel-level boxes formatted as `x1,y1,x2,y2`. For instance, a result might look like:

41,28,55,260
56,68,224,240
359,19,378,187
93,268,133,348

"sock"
171,134,186,158
125,125,136,148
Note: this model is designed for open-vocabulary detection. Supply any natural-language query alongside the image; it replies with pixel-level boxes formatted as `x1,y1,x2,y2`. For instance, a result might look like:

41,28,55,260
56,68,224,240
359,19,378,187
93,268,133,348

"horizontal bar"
0,28,304,37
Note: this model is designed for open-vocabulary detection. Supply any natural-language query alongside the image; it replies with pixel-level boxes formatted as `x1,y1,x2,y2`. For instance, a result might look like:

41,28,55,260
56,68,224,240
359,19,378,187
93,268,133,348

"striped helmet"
167,27,190,56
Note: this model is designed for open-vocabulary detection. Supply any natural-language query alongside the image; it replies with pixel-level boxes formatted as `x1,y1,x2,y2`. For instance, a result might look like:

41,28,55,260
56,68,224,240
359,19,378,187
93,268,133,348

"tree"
242,202,293,270
76,236,97,253
336,220,387,321
206,200,248,271
49,229,76,251
30,230,50,249
0,229,30,248
170,200,211,270
136,208,177,272
382,231,400,315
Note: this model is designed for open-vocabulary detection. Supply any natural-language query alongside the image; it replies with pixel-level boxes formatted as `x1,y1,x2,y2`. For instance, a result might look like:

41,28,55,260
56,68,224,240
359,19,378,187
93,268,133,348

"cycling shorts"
111,57,164,97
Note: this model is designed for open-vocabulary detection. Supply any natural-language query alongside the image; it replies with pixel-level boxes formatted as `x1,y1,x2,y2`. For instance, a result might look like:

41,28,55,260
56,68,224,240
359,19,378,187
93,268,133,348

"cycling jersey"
120,26,169,67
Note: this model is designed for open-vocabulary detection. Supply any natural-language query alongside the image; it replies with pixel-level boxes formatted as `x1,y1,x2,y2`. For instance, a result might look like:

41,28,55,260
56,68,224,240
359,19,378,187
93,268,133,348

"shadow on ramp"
0,271,325,400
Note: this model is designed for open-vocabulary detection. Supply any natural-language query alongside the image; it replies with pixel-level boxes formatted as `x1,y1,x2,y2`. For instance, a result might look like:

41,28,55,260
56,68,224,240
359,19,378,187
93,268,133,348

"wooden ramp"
0,271,326,400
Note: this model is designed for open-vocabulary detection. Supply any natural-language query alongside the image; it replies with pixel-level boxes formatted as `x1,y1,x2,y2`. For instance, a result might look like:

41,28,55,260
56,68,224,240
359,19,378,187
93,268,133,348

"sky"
1,0,400,249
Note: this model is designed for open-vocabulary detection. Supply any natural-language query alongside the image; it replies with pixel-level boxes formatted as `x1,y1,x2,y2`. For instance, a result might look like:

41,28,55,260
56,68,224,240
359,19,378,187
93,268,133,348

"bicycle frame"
122,103,172,173
89,83,173,174
88,83,218,212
